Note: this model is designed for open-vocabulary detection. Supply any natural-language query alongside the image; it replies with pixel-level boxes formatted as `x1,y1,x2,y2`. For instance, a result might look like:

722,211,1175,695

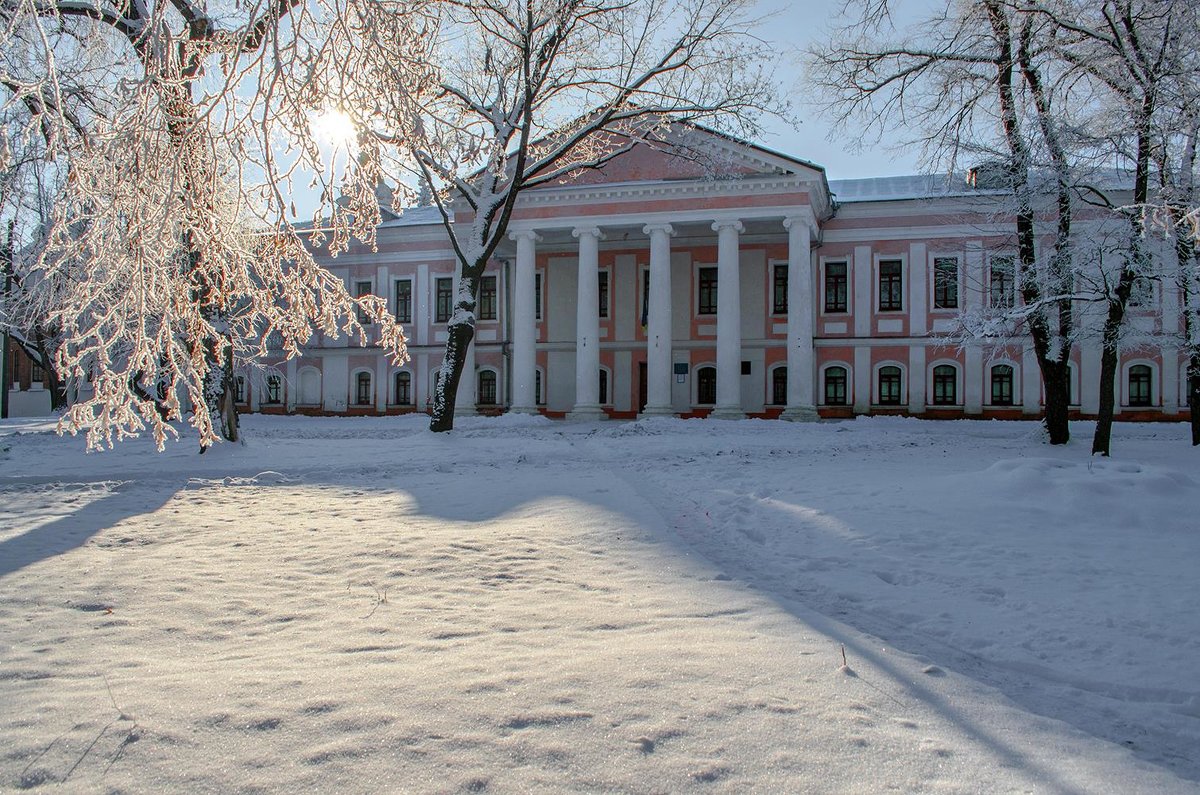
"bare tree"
0,0,424,449
294,0,780,431
808,0,1081,444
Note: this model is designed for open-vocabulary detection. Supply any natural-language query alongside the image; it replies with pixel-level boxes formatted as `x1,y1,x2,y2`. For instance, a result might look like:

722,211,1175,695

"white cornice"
515,173,820,207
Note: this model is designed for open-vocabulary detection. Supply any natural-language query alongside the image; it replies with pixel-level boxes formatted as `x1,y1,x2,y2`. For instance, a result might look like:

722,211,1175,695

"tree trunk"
429,319,475,432
1189,359,1199,447
1091,269,1135,456
1041,358,1071,444
33,331,67,411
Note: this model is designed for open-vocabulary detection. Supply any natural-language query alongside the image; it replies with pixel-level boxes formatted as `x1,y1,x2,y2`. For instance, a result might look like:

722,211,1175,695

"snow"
1,414,1198,792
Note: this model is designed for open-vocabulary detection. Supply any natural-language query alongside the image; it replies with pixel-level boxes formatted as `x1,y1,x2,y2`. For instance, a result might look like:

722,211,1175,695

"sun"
310,108,357,147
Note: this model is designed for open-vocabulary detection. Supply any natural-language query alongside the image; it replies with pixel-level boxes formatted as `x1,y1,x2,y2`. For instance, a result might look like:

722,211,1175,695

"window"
234,375,246,403
1128,365,1152,407
991,365,1014,406
435,277,453,323
698,267,718,315
878,366,902,405
265,374,282,404
824,262,847,313
741,361,752,376
31,361,45,383
599,271,609,319
394,371,411,405
535,369,544,405
934,257,959,309
1128,276,1153,308
10,353,19,385
771,367,787,405
989,256,1015,309
355,280,373,324
697,366,717,405
599,369,608,404
478,275,497,321
535,273,543,321
773,264,788,314
879,260,903,311
932,365,957,405
824,366,847,406
478,370,497,405
394,279,413,324
355,372,372,406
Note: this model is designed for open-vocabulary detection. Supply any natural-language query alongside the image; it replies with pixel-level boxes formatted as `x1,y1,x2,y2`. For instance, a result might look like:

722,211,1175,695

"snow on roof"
828,174,981,203
378,205,444,227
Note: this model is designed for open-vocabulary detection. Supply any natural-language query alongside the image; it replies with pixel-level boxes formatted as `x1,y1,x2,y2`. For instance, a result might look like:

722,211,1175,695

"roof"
829,174,985,203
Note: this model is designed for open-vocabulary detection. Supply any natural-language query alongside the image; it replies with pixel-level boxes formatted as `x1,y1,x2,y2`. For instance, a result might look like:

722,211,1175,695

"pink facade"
243,130,1193,423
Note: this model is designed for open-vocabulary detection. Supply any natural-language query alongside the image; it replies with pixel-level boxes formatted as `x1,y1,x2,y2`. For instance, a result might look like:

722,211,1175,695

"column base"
709,406,745,420
780,405,820,422
454,404,477,417
567,404,608,421
508,404,539,415
638,405,676,419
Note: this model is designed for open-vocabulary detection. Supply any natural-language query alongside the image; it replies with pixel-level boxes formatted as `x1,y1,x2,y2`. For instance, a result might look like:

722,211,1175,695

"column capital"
711,219,744,234
642,223,675,237
782,211,817,235
508,229,542,242
572,225,605,240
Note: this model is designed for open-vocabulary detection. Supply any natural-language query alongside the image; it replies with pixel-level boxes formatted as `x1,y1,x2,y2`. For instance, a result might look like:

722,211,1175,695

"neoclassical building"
235,129,1192,422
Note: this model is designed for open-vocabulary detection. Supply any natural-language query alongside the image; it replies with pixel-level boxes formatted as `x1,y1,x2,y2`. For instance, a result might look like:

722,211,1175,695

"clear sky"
749,0,930,179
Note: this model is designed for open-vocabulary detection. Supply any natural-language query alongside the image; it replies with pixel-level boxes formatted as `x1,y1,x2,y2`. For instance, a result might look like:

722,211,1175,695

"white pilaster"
1081,344,1102,415
569,226,606,419
1022,347,1041,414
509,230,540,414
711,220,745,419
908,345,926,414
964,346,983,414
376,353,389,414
782,215,818,421
641,223,675,417
1163,347,1179,414
285,358,297,412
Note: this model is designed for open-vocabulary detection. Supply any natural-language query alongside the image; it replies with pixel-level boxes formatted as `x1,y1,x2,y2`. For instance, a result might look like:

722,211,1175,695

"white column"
641,223,675,417
570,226,606,419
712,219,744,419
782,215,818,421
964,345,983,414
509,230,540,413
453,269,476,416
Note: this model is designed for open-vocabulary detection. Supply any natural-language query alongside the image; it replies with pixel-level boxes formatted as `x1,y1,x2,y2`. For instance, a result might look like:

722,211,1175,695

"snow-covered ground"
1,414,1197,792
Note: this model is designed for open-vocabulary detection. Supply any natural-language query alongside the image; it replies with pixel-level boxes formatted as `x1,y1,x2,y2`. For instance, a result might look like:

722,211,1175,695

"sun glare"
311,109,357,147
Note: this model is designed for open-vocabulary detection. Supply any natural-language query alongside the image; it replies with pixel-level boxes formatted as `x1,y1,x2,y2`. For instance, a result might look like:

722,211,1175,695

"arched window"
355,371,372,405
697,366,717,405
932,365,957,405
824,366,847,406
771,367,787,405
991,365,1014,406
298,368,321,405
265,374,282,404
878,366,902,405
1128,365,1152,407
478,370,497,405
599,369,608,405
394,371,411,405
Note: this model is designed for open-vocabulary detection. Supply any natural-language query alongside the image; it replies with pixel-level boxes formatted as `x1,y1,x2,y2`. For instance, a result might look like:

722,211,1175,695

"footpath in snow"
0,414,1197,792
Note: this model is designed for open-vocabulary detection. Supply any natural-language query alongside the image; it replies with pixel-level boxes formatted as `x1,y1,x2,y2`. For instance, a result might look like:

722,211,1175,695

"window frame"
770,365,787,405
697,266,718,316
771,262,788,316
393,370,412,406
877,259,904,312
932,256,960,310
535,271,544,322
988,254,1017,310
823,260,848,314
696,365,717,405
598,269,610,320
990,364,1015,407
393,278,413,324
354,279,374,325
931,364,958,406
877,365,903,406
478,274,498,321
265,373,283,405
477,368,498,405
823,365,848,406
1127,364,1153,407
354,371,373,406
435,277,453,324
